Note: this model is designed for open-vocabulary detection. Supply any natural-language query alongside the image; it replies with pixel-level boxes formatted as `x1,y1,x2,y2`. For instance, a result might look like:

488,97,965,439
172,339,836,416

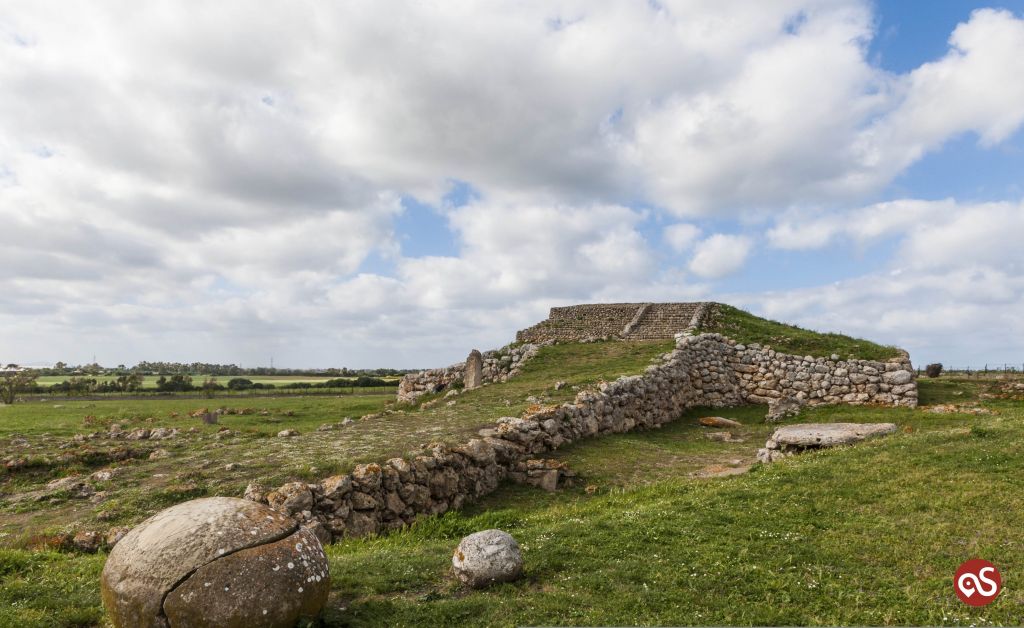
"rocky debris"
101,497,329,628
148,448,170,460
509,459,574,492
243,481,268,503
705,431,744,443
125,428,151,441
224,463,242,471
554,380,568,390
765,396,804,422
452,529,524,588
699,416,742,429
277,429,300,438
90,468,123,482
71,530,102,553
925,404,994,415
757,422,897,462
925,363,943,378
149,427,178,440
267,482,314,515
45,476,95,499
691,462,752,478
105,526,130,548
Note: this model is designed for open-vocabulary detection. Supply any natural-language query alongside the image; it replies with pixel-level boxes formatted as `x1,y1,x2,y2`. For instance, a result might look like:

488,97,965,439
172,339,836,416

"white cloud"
1,2,1024,366
688,234,753,278
663,223,702,253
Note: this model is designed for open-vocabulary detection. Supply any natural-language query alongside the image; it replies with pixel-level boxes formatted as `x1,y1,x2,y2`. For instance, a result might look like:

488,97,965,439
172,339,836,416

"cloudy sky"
2,0,1024,369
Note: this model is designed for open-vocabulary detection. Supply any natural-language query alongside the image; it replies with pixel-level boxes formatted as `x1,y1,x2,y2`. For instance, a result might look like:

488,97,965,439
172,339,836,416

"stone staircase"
517,302,707,343
621,303,701,340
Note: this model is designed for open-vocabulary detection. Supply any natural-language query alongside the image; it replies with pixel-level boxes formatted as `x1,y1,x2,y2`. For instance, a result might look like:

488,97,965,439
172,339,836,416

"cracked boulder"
100,496,329,627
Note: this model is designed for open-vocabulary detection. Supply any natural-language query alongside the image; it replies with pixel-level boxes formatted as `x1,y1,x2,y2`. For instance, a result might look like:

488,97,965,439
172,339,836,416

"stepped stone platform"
516,302,706,344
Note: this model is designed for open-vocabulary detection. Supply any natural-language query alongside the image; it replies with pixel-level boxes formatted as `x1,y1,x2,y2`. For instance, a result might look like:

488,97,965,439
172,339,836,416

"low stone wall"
251,331,916,543
396,343,540,403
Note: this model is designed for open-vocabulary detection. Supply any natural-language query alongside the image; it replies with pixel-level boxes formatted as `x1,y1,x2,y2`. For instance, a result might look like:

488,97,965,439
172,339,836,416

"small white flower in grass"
287,562,294,569
298,586,303,593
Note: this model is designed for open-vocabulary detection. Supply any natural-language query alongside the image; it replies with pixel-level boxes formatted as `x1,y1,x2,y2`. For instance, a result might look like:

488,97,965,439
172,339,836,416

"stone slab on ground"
770,422,897,448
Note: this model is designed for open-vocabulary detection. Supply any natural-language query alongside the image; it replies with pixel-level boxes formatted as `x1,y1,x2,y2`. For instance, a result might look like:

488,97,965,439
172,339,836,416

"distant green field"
32,375,398,389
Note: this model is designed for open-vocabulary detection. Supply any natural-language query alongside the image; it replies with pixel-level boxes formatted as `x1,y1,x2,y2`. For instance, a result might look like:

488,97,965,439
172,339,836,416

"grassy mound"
699,304,901,361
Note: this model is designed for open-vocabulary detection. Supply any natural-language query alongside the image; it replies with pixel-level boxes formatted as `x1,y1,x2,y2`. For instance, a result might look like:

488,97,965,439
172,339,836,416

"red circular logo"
954,559,1001,606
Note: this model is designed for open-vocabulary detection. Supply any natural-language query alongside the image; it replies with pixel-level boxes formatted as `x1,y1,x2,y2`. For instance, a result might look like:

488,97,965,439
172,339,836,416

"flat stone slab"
770,422,897,448
699,416,742,429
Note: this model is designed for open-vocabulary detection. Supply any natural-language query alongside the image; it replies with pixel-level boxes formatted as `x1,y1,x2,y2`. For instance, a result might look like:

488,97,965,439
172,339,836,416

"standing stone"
464,350,483,390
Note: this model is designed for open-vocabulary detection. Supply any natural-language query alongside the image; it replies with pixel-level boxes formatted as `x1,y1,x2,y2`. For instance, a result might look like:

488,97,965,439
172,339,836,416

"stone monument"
464,349,483,389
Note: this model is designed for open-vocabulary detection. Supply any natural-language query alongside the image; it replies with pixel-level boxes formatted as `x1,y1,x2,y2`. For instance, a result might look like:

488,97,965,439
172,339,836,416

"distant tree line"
12,374,394,398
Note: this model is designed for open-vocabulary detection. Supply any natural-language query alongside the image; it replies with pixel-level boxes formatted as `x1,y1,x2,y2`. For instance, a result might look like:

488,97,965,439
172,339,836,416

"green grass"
0,340,673,548
4,376,1024,626
699,303,902,361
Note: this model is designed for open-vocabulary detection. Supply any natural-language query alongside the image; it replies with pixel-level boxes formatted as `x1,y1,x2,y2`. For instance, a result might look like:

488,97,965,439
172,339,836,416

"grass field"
0,340,673,550
3,375,1023,626
3,325,1021,627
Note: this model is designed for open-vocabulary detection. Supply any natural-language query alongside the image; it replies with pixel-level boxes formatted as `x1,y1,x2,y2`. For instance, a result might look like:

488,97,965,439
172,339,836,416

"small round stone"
101,496,330,627
452,529,523,588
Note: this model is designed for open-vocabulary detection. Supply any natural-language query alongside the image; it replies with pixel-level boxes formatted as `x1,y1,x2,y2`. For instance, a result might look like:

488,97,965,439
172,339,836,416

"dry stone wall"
516,302,706,343
253,327,916,544
397,343,541,403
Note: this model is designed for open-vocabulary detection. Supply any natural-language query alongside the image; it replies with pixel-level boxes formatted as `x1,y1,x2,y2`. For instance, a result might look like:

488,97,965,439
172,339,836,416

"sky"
1,0,1024,369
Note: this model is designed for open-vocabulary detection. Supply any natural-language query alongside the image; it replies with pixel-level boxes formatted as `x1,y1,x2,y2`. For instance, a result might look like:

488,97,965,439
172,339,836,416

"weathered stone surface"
452,529,523,588
765,396,805,422
100,497,310,628
464,349,483,389
160,525,329,628
698,416,742,429
266,482,313,515
770,422,897,448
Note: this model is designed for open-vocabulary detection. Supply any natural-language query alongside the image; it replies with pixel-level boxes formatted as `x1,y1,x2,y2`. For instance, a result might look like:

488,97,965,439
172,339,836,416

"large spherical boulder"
452,529,523,588
101,497,330,627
